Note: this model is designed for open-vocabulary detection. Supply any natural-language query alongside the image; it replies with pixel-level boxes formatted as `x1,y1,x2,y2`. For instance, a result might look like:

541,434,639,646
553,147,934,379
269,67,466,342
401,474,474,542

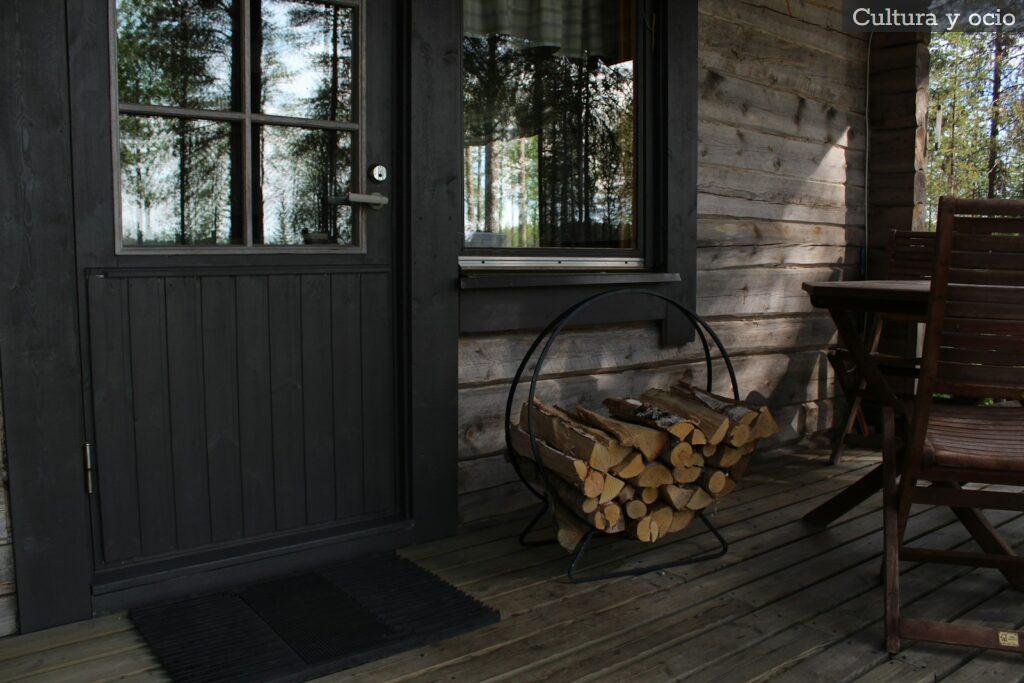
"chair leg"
881,407,902,654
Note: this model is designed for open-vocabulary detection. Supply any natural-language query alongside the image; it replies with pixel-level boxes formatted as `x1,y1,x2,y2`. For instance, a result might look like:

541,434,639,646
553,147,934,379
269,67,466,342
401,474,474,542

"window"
114,0,359,249
461,0,641,267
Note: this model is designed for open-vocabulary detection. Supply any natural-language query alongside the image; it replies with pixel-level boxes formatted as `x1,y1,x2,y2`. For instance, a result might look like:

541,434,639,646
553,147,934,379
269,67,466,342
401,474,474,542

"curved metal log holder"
504,288,740,583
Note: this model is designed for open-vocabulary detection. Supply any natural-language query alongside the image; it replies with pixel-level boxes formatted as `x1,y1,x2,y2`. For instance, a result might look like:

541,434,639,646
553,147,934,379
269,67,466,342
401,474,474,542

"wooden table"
801,280,928,526
803,278,1024,589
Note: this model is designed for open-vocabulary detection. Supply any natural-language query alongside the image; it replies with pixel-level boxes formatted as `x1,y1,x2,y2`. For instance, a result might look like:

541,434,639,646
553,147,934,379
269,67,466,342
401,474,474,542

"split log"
617,484,636,503
604,512,626,534
672,381,759,427
603,397,696,440
640,487,659,505
698,469,729,496
642,389,731,445
631,515,658,543
551,404,635,466
552,501,589,552
574,405,668,462
650,505,675,540
522,401,630,472
625,499,648,520
711,476,736,499
670,509,696,533
724,423,753,448
634,462,674,488
610,452,645,479
672,465,701,484
752,406,780,439
667,440,699,468
689,429,708,446
599,473,626,505
686,487,713,511
701,444,718,459
602,502,623,527
509,426,604,497
660,484,695,511
706,442,755,469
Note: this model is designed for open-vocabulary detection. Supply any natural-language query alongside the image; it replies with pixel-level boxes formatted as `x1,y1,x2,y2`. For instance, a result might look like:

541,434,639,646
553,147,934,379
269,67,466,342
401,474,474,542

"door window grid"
112,0,364,251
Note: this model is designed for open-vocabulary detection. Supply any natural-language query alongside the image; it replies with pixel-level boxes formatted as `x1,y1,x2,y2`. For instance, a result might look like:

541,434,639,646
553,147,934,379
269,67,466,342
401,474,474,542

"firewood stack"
508,379,779,551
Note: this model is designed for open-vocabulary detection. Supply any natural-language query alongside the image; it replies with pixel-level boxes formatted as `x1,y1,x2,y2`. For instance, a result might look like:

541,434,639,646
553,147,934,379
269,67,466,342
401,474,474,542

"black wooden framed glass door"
74,0,408,598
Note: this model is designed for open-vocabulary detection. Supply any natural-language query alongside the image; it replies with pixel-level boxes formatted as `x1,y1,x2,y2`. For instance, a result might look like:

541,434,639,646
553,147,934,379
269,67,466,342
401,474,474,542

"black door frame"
0,0,459,631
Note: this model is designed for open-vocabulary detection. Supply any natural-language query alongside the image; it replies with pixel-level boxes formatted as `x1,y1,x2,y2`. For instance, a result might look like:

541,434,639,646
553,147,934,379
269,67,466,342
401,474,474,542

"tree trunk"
988,28,1005,199
518,136,529,246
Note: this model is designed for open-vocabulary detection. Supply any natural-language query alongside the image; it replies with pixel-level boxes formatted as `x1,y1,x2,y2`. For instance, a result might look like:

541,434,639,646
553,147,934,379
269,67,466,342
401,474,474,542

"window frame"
456,0,697,344
458,0,656,271
109,0,369,254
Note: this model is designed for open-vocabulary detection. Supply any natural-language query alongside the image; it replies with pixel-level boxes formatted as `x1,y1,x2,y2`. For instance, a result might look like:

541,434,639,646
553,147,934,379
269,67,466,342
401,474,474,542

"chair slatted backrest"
924,198,1024,402
887,229,936,280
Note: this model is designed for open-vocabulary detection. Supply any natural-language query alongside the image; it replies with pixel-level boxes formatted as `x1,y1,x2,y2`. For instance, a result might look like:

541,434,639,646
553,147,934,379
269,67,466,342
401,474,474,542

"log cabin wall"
867,32,929,278
457,0,872,527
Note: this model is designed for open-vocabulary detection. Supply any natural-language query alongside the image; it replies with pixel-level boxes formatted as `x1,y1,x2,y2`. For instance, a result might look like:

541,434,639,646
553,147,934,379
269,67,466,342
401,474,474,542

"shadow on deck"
2,448,1022,682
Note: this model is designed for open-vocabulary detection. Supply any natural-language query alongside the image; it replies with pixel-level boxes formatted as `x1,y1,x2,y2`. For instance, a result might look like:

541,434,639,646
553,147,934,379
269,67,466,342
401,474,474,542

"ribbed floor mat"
130,554,499,682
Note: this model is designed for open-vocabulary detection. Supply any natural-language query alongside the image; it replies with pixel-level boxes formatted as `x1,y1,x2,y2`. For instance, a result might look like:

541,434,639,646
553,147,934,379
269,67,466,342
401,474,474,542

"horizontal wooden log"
700,164,864,215
697,219,863,248
699,121,864,186
700,13,866,113
701,0,867,65
460,351,835,458
698,68,864,148
459,313,838,386
696,266,856,317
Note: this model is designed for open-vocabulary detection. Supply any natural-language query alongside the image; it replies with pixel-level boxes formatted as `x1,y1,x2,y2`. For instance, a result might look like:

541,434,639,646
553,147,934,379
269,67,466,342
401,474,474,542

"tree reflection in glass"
257,126,353,246
463,20,636,250
115,0,358,248
117,0,236,111
120,115,237,246
257,1,354,122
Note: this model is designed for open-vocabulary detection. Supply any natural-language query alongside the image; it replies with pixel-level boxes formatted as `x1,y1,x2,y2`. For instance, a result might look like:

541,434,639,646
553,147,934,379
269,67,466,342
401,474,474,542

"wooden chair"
883,196,1024,654
828,229,936,464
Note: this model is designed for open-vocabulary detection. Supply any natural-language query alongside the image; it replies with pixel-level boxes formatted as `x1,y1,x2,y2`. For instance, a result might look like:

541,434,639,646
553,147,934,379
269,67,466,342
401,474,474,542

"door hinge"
83,442,95,495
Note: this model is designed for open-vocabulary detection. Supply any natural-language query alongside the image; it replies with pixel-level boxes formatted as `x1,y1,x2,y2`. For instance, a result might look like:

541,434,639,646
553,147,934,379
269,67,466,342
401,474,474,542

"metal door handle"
328,192,389,210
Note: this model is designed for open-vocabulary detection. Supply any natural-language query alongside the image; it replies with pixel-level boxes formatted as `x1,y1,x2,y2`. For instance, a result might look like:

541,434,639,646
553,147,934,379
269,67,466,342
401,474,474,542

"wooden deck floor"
2,448,1022,682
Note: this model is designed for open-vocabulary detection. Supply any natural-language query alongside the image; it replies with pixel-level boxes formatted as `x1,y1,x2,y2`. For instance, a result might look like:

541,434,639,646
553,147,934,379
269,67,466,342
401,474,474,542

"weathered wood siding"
0,375,17,635
457,0,869,527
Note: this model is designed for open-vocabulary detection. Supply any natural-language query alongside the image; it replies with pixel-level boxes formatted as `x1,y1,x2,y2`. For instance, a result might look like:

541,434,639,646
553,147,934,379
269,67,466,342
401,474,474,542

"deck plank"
1,449,1019,683
339,459,887,681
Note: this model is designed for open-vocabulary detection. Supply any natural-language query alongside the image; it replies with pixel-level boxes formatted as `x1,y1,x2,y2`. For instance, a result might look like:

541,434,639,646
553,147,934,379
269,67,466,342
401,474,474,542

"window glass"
463,1,637,250
115,0,362,249
116,0,237,111
255,126,354,246
257,1,355,122
119,115,241,246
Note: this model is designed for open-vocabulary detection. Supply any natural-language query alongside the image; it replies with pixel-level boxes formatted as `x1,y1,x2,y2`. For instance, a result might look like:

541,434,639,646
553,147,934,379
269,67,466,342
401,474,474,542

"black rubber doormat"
130,553,499,682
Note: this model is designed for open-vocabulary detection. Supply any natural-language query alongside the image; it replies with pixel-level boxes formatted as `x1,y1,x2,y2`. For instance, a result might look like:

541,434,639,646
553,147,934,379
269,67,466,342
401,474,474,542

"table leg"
803,464,884,526
829,308,904,413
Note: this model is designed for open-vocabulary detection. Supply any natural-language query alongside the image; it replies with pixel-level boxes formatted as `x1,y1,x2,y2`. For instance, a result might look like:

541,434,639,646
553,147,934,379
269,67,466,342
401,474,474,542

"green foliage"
927,31,1024,226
